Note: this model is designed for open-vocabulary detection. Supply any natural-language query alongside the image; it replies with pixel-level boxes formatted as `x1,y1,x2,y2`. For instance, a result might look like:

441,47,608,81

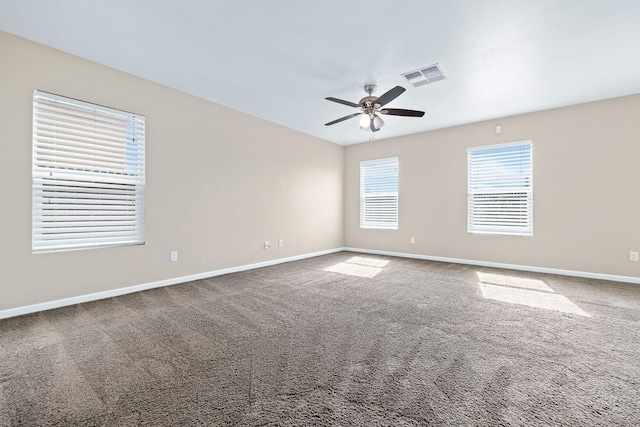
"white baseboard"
3,246,637,320
0,247,344,320
344,247,640,285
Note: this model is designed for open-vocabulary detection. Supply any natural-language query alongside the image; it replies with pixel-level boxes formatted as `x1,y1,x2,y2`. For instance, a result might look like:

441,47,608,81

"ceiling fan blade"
324,112,362,126
380,108,425,117
325,97,360,108
370,117,380,132
375,86,406,107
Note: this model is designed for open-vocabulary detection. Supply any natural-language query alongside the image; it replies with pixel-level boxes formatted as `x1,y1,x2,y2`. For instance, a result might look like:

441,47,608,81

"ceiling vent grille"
402,63,446,87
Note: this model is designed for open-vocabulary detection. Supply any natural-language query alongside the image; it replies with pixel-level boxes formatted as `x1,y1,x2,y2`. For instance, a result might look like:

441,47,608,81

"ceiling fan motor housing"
359,96,380,111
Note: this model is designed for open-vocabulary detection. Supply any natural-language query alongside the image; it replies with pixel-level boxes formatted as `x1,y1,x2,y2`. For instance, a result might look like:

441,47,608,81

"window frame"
32,90,146,253
359,156,399,230
467,140,533,236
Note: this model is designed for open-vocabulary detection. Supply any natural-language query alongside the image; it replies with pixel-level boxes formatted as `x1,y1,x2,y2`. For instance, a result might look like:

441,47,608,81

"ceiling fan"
324,84,425,132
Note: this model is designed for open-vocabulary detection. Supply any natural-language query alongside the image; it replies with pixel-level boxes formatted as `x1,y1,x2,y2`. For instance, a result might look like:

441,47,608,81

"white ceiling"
2,0,640,145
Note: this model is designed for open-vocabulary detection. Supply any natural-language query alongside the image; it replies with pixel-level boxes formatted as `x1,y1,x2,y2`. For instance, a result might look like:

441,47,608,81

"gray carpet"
1,251,639,426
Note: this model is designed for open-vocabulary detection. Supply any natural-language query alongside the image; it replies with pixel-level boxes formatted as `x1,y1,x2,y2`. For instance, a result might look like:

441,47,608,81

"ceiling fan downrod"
364,84,377,96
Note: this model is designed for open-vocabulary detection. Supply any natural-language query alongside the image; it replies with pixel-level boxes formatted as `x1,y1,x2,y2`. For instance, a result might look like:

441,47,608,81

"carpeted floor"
1,251,639,426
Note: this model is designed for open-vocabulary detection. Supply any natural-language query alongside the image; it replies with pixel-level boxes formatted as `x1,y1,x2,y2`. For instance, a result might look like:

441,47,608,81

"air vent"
402,63,446,87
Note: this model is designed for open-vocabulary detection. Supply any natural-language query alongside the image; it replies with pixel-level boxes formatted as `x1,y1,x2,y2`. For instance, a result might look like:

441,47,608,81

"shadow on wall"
325,256,390,278
477,272,590,317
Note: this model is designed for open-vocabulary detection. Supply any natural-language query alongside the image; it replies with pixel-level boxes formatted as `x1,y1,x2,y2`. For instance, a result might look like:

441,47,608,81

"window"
360,157,398,229
467,141,532,236
32,90,145,252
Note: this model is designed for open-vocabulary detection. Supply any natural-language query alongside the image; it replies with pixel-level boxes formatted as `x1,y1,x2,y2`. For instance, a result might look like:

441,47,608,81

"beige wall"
0,31,344,311
345,94,640,278
2,30,639,313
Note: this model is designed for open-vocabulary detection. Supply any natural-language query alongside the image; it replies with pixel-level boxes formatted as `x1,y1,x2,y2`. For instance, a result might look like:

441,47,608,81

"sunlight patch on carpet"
325,256,389,278
346,256,390,268
476,272,553,292
477,272,590,317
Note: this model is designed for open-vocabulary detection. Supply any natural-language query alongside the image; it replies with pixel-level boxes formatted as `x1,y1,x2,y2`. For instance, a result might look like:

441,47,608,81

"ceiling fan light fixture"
373,114,385,129
359,114,370,131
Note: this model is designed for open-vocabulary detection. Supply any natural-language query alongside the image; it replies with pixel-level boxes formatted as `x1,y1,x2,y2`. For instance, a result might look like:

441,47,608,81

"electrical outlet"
170,251,178,262
410,237,415,244
630,251,639,262
278,239,283,248
264,241,271,249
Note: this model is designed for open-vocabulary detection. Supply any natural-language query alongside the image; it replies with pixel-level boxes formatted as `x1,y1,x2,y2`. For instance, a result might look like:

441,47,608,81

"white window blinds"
467,141,532,236
360,157,399,229
32,90,145,253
